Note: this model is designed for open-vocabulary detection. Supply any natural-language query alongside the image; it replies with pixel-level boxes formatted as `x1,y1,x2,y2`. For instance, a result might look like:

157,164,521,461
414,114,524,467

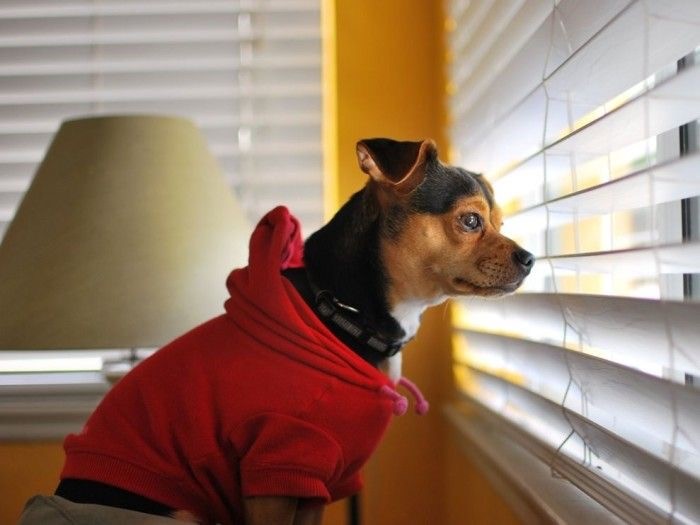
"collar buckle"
312,286,403,357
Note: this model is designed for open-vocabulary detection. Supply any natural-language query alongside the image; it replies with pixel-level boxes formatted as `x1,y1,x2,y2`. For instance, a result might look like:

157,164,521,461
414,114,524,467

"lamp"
0,115,250,352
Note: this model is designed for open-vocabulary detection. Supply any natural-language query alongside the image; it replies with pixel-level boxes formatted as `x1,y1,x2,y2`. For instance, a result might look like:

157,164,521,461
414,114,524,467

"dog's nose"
513,248,535,273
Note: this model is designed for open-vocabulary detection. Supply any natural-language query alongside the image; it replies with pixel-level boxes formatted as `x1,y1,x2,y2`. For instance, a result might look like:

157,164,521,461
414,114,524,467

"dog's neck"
298,188,430,377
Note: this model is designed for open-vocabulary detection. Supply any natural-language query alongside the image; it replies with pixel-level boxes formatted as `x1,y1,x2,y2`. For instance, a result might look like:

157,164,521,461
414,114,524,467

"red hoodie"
61,207,400,524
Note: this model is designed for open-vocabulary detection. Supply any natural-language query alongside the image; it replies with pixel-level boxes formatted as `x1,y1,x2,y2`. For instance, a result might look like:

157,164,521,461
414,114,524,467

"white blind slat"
448,0,495,56
0,84,321,106
543,242,700,275
454,295,700,381
496,152,700,227
450,0,550,118
1,56,320,76
0,28,321,48
0,111,321,136
0,1,319,19
450,0,526,88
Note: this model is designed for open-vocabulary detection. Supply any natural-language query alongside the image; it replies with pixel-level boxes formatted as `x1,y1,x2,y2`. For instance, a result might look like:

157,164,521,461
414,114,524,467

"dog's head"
357,137,533,303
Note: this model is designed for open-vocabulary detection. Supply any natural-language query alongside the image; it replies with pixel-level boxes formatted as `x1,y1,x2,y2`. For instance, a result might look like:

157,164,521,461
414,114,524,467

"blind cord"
541,6,589,478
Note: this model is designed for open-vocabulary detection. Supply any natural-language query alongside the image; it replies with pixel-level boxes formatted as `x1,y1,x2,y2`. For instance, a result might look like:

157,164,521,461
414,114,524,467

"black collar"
282,267,404,366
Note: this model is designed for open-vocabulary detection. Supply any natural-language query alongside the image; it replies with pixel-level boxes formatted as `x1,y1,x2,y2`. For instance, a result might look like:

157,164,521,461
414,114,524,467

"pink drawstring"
380,385,408,416
379,377,429,416
398,377,430,415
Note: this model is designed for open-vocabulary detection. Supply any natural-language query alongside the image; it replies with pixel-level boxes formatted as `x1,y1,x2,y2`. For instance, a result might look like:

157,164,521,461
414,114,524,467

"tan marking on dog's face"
382,194,528,308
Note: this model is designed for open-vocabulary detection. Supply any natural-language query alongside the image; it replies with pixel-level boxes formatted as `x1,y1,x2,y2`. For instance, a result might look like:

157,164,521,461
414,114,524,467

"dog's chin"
451,277,522,297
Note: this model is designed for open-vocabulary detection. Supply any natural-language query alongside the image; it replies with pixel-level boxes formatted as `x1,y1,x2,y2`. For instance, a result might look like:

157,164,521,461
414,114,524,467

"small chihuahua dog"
301,138,534,382
25,138,532,525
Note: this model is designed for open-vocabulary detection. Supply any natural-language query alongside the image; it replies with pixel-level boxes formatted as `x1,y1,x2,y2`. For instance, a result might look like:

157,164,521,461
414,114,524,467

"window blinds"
0,0,323,242
447,1,700,522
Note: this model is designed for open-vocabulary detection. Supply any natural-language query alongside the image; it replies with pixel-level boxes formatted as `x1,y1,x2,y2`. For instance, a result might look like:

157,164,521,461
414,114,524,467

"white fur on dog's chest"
384,298,443,382
391,300,427,343
391,296,446,340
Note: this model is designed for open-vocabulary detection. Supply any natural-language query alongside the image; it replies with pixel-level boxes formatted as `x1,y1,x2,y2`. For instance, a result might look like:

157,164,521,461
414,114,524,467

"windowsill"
444,401,629,525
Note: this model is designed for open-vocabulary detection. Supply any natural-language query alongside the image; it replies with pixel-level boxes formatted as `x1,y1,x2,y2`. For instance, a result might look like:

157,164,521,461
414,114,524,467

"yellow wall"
0,441,64,523
328,0,447,207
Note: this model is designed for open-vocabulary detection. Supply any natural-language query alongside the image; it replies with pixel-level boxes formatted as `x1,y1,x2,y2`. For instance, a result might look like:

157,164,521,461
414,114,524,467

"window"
446,1,700,522
0,0,322,438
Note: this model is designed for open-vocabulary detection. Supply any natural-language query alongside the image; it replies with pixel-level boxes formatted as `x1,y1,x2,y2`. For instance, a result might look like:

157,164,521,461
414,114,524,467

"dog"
20,138,532,525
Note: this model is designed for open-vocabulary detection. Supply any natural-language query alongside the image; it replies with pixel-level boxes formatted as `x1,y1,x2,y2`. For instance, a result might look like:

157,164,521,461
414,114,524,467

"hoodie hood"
224,206,393,393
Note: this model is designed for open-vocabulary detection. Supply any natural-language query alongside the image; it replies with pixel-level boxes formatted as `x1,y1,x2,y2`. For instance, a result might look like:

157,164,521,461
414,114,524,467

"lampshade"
0,115,250,350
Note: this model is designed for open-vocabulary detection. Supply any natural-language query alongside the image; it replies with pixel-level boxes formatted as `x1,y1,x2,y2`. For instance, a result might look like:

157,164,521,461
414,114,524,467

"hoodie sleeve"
230,413,345,503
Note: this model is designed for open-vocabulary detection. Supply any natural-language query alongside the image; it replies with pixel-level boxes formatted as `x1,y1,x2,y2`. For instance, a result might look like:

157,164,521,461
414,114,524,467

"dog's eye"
459,213,482,232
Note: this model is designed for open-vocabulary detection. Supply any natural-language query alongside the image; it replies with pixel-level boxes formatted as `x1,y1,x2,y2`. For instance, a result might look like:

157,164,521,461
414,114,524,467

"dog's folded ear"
356,138,437,194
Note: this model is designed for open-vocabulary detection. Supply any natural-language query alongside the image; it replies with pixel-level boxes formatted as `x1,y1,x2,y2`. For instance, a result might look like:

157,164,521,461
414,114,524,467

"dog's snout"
513,248,535,273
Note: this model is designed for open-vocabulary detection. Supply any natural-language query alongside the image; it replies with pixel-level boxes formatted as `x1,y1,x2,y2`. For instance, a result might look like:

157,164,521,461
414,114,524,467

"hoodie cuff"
241,466,331,502
329,472,363,501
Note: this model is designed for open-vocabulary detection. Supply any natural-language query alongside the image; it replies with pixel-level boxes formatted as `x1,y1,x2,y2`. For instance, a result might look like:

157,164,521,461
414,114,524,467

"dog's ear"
356,138,437,194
